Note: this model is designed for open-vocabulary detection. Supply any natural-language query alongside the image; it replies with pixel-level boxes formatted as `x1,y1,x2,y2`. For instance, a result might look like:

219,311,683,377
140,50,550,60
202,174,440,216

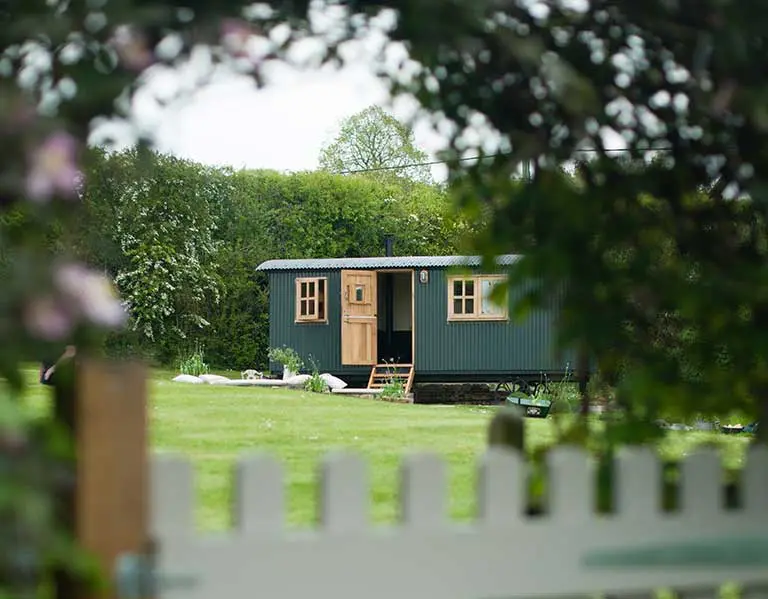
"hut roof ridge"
255,254,520,272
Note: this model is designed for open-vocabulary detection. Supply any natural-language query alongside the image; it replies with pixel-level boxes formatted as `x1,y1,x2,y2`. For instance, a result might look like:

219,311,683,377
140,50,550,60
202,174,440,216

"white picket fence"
146,445,768,599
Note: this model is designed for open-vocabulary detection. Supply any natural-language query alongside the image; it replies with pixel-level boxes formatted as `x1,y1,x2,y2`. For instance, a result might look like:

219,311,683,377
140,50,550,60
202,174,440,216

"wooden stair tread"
367,363,415,395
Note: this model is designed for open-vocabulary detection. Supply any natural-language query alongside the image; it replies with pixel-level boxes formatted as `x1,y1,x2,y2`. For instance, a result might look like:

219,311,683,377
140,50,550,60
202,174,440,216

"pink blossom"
111,25,154,71
24,263,127,340
220,18,253,58
26,131,82,202
55,262,127,329
23,295,73,341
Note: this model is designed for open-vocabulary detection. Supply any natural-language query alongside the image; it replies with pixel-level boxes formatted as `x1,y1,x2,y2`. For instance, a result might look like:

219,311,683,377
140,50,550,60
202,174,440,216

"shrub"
268,346,304,373
303,356,328,394
379,361,408,402
178,343,210,376
541,364,579,413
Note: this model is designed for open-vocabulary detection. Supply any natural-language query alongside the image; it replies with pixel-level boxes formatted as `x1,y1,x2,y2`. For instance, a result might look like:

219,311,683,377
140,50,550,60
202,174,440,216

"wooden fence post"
54,358,149,599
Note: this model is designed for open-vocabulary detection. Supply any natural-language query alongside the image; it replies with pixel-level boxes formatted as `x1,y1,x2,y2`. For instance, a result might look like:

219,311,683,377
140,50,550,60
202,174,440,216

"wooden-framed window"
447,274,508,321
295,277,327,323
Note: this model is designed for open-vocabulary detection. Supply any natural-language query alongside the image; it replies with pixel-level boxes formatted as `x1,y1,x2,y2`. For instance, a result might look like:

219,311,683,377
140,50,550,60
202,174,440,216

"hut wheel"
495,378,534,396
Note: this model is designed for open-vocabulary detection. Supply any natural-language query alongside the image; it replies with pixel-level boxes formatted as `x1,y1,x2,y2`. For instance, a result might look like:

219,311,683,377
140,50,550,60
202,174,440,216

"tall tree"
319,105,433,184
77,147,226,362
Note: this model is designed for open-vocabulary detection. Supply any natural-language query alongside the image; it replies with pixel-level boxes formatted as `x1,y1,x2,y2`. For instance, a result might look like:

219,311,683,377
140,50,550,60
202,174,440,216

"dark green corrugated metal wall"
414,268,572,375
268,267,573,378
267,270,371,378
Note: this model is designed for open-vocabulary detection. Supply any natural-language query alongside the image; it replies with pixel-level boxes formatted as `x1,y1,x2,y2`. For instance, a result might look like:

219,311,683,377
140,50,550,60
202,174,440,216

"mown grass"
148,374,506,530
17,366,755,533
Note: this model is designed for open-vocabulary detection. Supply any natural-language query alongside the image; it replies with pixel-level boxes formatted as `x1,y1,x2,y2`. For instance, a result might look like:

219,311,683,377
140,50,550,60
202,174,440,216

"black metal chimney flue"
384,235,394,257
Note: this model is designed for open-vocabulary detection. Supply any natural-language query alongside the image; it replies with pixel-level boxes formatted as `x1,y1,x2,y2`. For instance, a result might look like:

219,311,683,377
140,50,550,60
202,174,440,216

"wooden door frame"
375,268,416,366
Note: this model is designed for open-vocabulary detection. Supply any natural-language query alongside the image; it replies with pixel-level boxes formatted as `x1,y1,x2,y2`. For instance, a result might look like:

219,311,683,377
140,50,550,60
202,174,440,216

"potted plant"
268,346,304,380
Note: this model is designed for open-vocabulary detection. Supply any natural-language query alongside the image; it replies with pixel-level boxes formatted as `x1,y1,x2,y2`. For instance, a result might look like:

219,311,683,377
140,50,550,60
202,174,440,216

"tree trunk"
577,344,591,417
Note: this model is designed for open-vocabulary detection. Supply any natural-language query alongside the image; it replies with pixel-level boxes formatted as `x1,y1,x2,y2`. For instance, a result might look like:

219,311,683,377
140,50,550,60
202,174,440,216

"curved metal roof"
255,254,520,271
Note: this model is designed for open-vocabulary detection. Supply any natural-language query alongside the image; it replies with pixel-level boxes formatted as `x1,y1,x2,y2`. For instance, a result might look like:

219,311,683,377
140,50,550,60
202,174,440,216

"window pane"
300,282,307,298
319,279,325,298
307,300,315,316
308,281,315,296
481,279,502,314
453,299,463,314
355,285,364,302
465,298,475,314
318,301,325,320
465,280,475,296
300,300,307,316
453,280,463,296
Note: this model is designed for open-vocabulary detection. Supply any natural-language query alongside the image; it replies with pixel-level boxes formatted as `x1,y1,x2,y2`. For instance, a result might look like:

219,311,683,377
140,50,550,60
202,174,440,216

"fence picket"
319,452,368,532
400,453,446,528
615,447,661,517
151,453,194,537
477,447,526,526
546,446,594,521
679,449,724,517
233,454,284,536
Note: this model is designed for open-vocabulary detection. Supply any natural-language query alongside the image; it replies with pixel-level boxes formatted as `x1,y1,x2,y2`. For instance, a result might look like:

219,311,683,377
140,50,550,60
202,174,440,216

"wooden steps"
367,363,415,394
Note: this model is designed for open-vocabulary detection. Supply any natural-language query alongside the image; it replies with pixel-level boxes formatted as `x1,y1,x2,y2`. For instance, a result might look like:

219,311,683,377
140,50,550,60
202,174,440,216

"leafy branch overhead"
392,0,768,425
0,0,764,422
1,0,768,594
319,105,433,185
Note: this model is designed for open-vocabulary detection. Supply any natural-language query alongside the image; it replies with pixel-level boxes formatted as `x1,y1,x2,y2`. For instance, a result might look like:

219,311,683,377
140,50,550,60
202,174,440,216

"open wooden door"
341,270,377,365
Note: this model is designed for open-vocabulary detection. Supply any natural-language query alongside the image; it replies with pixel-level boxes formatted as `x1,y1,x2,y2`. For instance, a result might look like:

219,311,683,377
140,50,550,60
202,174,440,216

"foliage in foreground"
2,0,768,596
384,1,768,437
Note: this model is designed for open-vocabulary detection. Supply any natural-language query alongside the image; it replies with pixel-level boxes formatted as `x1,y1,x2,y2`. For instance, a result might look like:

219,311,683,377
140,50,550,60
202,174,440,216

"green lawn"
19,366,754,533
149,375,506,530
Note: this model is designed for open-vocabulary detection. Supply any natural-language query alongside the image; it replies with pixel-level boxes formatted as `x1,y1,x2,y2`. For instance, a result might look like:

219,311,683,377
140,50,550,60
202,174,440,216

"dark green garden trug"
505,395,552,418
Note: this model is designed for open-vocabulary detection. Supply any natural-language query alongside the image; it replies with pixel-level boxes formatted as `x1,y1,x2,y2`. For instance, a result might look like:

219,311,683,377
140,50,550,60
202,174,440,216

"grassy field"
151,380,502,530
19,366,754,533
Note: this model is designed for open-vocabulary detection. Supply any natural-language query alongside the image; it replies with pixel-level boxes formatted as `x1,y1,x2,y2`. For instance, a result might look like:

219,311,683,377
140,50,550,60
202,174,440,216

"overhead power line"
338,145,674,175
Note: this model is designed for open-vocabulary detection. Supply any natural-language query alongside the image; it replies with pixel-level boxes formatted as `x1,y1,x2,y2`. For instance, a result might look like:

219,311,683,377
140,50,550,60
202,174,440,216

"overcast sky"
89,20,456,182
87,8,628,184
155,64,456,177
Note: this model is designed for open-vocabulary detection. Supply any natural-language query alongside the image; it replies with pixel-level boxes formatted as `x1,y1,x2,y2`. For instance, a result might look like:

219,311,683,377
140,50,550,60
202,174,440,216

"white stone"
199,374,231,384
172,374,203,384
285,374,312,387
320,373,348,390
220,379,289,387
